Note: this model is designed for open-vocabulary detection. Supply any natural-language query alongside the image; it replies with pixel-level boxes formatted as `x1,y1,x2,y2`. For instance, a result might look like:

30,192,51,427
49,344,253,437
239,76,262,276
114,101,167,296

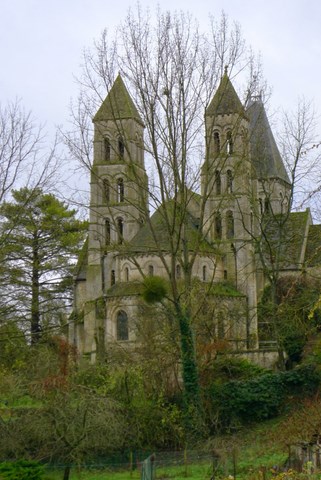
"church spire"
206,68,245,117
93,74,144,125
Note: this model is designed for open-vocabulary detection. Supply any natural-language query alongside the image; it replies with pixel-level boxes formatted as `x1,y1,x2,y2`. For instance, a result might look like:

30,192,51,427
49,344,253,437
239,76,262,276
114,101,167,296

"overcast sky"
1,0,320,133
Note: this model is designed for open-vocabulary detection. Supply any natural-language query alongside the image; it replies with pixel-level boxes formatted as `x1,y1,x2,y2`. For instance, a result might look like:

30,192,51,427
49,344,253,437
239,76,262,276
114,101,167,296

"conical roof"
93,74,144,125
247,99,290,183
206,69,245,117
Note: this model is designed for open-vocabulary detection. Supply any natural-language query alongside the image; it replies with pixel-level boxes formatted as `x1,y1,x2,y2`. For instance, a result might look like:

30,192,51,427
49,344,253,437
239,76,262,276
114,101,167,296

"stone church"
69,70,321,366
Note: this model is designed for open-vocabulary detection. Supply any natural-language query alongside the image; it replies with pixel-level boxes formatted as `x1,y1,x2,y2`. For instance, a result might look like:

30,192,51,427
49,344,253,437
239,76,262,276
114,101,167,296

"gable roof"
262,211,309,269
93,74,144,125
206,70,245,117
305,224,321,267
127,201,214,255
247,99,290,184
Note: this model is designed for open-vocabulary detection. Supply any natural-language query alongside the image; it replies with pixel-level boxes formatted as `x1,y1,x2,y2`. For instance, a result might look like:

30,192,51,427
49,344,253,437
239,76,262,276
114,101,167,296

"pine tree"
0,188,87,343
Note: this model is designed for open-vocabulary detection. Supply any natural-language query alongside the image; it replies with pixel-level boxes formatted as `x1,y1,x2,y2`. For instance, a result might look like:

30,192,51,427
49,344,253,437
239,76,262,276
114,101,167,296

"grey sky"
1,0,320,142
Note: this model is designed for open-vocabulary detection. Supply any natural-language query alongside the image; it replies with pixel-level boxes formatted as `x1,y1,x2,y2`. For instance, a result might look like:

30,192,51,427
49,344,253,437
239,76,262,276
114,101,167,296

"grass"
43,420,290,480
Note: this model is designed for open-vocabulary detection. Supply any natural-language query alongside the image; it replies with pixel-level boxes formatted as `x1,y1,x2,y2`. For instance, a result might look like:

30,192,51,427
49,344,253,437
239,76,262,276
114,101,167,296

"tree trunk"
31,232,41,344
63,466,71,480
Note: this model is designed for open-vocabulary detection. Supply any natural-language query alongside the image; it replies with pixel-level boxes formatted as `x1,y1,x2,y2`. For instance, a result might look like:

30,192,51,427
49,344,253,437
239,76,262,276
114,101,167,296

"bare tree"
63,7,258,430
0,99,62,200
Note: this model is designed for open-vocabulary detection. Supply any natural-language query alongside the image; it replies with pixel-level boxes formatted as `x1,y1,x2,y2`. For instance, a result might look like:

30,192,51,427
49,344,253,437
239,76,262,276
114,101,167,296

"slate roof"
128,201,214,254
247,99,291,184
305,224,321,267
93,74,144,125
262,211,309,269
106,281,144,297
206,70,245,117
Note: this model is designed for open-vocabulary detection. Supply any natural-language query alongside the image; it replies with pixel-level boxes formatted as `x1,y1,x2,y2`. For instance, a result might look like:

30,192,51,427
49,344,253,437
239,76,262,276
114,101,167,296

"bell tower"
88,74,149,288
82,75,148,355
202,67,258,346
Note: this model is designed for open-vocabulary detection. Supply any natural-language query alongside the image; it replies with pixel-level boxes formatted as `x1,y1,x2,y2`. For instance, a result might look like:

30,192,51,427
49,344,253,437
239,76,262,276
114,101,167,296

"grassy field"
44,420,292,480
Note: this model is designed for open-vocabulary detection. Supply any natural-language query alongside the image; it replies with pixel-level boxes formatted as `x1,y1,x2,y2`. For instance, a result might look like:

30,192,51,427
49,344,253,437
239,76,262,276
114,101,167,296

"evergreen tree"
0,188,87,343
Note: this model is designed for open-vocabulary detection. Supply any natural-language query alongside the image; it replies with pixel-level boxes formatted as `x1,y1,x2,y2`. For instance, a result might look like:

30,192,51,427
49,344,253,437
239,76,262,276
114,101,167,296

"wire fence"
43,450,217,477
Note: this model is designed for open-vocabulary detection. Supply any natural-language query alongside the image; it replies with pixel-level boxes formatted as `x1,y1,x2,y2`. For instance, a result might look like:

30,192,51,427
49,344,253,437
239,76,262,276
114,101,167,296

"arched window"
226,210,234,239
215,170,221,195
215,212,222,239
117,218,123,244
214,131,220,153
176,264,181,279
104,137,111,161
118,137,125,158
117,310,128,341
111,269,116,286
103,179,110,203
105,219,111,246
202,265,207,282
259,198,263,215
226,130,233,154
264,198,270,213
117,178,124,203
148,265,154,276
125,267,129,282
226,170,233,193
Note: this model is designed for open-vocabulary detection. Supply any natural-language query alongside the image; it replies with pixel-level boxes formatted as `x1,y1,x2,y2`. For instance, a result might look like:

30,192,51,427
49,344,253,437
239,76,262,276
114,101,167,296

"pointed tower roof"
206,67,245,117
93,74,144,125
246,98,290,184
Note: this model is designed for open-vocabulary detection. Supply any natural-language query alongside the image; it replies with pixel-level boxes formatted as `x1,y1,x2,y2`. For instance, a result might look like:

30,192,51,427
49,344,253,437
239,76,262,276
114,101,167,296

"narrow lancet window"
215,212,222,239
117,218,123,244
226,210,234,239
117,311,128,341
226,130,233,154
227,170,233,193
117,178,124,203
202,265,207,282
105,219,111,246
104,138,111,161
118,137,125,158
215,170,221,195
214,131,220,153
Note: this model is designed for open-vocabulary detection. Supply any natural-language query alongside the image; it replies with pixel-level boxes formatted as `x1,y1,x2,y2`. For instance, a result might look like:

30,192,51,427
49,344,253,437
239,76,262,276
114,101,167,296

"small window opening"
215,170,221,195
117,178,124,203
125,267,129,282
202,265,207,282
226,170,233,193
104,138,111,161
226,210,234,239
118,138,125,158
215,212,222,239
148,265,154,277
105,219,111,247
226,130,233,154
117,218,123,244
111,270,116,286
214,131,220,153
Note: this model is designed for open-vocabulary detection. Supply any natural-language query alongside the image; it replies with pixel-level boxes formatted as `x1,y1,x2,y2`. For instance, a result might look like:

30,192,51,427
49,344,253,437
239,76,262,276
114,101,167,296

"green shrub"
204,364,321,431
0,460,44,480
142,276,167,304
